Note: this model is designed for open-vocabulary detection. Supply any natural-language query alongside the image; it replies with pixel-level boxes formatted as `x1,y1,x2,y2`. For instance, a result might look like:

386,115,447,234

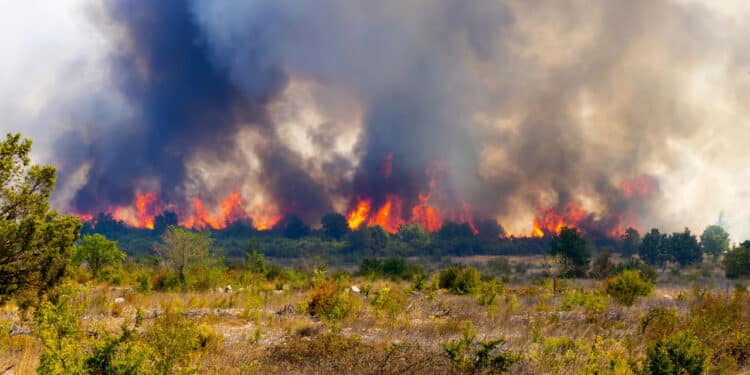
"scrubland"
1,255,746,375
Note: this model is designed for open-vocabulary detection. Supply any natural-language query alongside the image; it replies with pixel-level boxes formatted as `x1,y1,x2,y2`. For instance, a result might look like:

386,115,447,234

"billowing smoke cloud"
6,0,750,237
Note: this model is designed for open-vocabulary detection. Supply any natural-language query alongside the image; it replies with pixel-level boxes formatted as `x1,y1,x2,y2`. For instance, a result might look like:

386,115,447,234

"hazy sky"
2,1,750,241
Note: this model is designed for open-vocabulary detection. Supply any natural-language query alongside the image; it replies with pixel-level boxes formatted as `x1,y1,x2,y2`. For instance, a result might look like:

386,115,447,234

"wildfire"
112,192,161,229
368,195,406,233
621,174,658,199
410,193,443,232
347,198,372,230
530,201,588,237
78,191,281,231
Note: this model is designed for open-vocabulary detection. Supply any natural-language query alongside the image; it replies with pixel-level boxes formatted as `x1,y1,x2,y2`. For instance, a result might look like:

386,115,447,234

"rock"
350,285,360,293
276,304,297,316
9,325,31,336
273,290,283,295
114,297,126,304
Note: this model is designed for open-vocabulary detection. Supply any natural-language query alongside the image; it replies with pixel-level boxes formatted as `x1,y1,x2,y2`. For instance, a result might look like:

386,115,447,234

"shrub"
306,280,359,324
442,321,520,372
358,257,423,280
615,258,657,282
476,279,504,306
590,251,616,279
640,307,679,342
724,245,750,279
561,289,608,315
644,331,707,375
145,311,202,374
35,284,89,375
604,270,653,306
370,286,406,322
438,266,481,295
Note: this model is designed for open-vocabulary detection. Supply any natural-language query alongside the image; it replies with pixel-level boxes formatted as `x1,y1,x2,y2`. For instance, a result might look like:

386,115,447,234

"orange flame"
530,202,588,237
347,198,372,229
111,192,161,229
410,193,443,232
181,192,256,230
368,195,405,233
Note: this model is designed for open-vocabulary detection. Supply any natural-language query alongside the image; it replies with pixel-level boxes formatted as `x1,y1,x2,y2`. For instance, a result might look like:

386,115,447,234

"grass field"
0,255,745,374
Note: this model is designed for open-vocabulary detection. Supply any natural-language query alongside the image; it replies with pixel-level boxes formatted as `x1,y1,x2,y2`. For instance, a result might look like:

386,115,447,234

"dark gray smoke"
49,0,743,234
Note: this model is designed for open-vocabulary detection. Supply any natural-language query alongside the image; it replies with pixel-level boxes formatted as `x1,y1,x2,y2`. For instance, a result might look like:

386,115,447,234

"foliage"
616,257,657,282
639,228,670,268
644,331,707,375
370,286,406,321
476,279,505,306
549,227,590,278
443,321,520,373
561,288,608,315
723,244,750,279
153,226,211,289
321,213,349,240
281,215,310,239
604,270,653,306
641,307,680,342
667,228,702,267
357,257,423,280
35,283,89,375
74,234,126,279
0,133,81,306
85,311,152,375
438,265,481,295
589,251,616,279
306,280,359,324
620,227,641,257
700,224,730,257
396,223,431,250
145,310,203,374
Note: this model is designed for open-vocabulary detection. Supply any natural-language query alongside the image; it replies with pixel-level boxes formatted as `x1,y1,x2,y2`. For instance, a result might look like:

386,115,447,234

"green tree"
639,229,669,268
321,213,349,240
644,331,707,375
153,210,178,235
153,226,211,289
700,224,729,257
667,228,702,266
549,227,590,278
619,227,641,257
74,234,126,279
282,215,310,239
0,133,81,305
396,223,431,250
723,244,750,279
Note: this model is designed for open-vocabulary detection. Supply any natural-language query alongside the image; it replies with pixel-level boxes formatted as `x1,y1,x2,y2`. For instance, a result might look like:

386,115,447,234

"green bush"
476,279,504,306
640,307,679,342
615,258,657,282
604,270,653,306
644,331,707,375
443,321,520,372
145,311,203,374
438,265,481,295
35,284,89,375
358,257,423,280
306,280,359,324
724,245,750,279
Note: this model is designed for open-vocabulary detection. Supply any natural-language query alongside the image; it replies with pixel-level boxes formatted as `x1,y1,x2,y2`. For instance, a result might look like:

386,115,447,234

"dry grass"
1,262,747,374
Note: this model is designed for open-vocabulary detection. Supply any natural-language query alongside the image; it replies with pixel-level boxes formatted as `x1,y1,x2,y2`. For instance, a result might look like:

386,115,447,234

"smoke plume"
3,0,748,237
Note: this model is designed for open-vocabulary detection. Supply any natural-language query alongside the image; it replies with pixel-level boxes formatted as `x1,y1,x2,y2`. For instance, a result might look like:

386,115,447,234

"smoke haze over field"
2,0,750,239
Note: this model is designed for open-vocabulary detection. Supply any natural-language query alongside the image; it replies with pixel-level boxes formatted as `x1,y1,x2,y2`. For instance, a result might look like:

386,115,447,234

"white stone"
114,297,125,304
350,285,360,293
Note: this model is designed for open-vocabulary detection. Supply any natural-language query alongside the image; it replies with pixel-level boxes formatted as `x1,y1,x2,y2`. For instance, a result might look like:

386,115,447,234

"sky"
1,0,750,241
